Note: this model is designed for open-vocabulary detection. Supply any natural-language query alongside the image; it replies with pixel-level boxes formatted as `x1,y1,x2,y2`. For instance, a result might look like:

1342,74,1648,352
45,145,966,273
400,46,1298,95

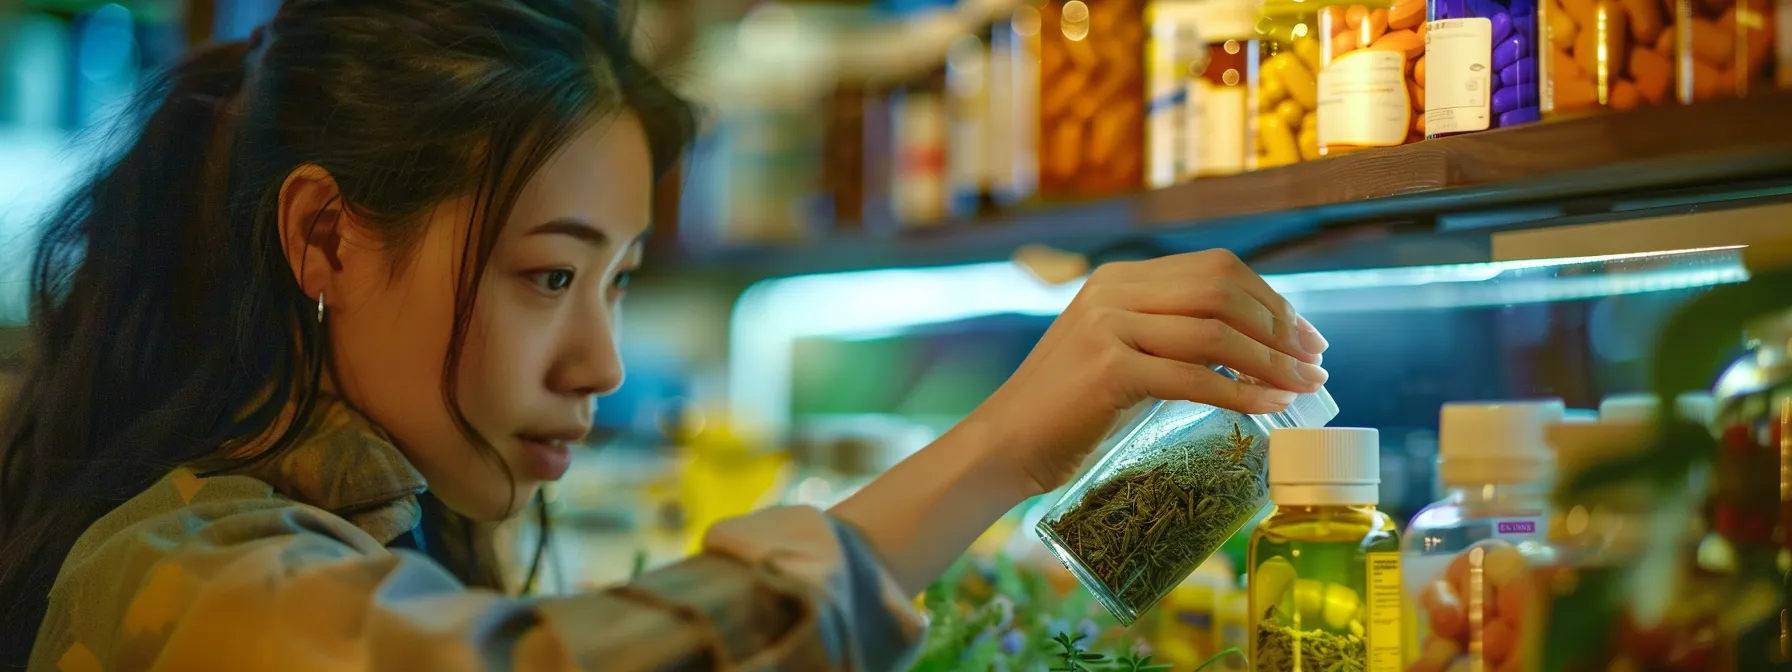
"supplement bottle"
1401,400,1563,672
1537,0,1680,117
1518,420,1713,671
1426,0,1543,135
1248,427,1403,672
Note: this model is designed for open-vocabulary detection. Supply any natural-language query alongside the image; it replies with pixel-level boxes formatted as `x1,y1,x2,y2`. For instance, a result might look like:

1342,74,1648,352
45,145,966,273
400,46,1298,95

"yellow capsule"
1322,583,1361,630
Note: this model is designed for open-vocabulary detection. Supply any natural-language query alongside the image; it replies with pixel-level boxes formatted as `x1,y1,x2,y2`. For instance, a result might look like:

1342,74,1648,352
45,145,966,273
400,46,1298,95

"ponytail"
0,39,266,664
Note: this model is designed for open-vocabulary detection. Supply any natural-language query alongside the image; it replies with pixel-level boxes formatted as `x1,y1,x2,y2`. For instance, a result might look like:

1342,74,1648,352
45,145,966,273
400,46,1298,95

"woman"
0,0,1330,669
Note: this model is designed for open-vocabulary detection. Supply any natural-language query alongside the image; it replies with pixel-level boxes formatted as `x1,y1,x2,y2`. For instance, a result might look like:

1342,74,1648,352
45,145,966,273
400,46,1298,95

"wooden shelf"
645,91,1792,280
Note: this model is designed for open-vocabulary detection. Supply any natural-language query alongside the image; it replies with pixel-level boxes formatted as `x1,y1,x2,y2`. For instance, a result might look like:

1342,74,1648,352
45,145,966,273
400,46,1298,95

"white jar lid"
1269,427,1380,506
1597,392,1715,426
1437,400,1564,485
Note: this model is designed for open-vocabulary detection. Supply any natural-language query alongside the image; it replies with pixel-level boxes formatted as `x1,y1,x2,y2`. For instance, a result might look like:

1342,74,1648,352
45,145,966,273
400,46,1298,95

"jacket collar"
223,398,428,544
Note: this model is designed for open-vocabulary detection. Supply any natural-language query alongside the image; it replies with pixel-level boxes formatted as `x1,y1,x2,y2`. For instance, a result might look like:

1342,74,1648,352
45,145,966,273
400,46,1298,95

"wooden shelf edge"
1142,91,1792,225
649,92,1792,280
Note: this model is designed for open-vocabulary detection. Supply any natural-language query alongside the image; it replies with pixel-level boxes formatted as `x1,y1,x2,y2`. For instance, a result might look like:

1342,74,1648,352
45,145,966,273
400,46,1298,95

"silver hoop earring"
316,292,325,324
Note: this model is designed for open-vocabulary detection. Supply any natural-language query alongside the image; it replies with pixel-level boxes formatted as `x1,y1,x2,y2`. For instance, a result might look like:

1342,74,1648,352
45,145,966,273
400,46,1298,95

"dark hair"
0,0,695,662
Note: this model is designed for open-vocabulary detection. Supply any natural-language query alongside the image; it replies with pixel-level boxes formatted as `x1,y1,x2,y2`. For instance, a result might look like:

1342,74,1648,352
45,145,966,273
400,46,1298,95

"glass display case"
733,245,1748,524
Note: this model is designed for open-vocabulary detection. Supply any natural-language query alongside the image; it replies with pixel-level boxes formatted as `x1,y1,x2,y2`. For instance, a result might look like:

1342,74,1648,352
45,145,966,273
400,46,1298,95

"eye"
613,270,634,292
531,269,575,293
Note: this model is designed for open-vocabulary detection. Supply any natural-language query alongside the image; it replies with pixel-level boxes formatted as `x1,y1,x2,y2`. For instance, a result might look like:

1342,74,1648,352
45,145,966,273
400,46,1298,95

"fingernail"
1297,316,1329,355
1263,389,1298,406
1295,361,1329,385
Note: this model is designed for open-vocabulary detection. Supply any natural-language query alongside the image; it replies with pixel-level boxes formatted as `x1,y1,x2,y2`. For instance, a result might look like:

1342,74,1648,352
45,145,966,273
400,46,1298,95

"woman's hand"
968,249,1330,497
831,250,1327,596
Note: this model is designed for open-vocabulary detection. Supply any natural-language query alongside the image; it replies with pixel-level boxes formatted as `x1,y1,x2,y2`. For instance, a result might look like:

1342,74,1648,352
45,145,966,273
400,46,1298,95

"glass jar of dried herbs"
1035,378,1338,625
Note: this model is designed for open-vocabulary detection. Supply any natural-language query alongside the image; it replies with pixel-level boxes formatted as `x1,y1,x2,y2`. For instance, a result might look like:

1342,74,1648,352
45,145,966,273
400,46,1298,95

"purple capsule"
1492,85,1538,115
1492,34,1528,71
1469,0,1504,19
1513,13,1537,38
1509,0,1536,16
1500,57,1536,88
1437,0,1469,19
1499,106,1541,126
1492,70,1505,90
1491,12,1512,42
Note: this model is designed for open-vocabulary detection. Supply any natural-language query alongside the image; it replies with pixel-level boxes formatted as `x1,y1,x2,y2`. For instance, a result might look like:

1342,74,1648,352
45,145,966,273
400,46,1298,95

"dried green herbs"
1253,616,1367,672
1042,422,1270,616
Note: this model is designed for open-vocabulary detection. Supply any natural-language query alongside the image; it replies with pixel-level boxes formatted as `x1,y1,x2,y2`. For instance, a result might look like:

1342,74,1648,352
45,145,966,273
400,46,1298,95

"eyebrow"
526,217,613,248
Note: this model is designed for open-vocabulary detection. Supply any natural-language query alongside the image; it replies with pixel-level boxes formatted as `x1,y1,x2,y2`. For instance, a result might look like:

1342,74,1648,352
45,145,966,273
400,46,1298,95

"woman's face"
324,114,651,520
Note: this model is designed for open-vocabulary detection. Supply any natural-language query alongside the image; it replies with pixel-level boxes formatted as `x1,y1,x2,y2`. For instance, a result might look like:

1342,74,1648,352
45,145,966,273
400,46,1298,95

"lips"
516,433,580,481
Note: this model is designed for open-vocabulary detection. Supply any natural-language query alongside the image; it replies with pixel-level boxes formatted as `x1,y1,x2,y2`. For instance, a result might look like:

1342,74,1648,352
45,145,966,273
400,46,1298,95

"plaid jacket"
28,401,922,671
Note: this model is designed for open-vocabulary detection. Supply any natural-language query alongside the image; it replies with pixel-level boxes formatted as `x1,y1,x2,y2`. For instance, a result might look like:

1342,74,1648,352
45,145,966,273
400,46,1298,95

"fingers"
1192,250,1330,358
1093,250,1328,360
1122,352,1300,415
1107,277,1315,364
1118,312,1328,395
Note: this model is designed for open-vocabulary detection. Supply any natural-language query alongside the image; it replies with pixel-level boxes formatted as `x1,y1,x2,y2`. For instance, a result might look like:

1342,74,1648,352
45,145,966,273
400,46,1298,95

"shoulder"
33,467,390,670
62,466,386,572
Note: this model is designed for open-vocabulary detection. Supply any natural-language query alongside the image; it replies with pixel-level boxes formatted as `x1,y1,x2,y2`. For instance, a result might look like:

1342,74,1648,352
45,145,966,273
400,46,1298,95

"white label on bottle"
1779,0,1792,86
1316,49,1410,148
948,42,989,199
892,93,946,226
1425,19,1493,134
1147,19,1183,189
1194,81,1247,176
1366,552,1403,672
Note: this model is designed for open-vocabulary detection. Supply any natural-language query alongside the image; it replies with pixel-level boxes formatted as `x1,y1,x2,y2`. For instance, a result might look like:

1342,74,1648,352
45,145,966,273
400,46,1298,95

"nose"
548,305,625,399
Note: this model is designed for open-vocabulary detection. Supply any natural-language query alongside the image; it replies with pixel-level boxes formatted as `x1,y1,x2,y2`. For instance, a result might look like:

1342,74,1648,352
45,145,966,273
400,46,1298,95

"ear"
277,165,351,307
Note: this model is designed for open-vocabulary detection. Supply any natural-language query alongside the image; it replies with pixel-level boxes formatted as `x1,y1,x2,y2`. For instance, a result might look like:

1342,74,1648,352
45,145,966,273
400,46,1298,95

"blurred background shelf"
649,90,1792,280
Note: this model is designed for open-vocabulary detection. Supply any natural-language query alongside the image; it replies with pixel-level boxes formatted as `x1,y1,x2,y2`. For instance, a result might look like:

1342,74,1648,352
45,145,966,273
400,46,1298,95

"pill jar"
1427,0,1544,134
1678,0,1777,101
1303,0,1431,156
1538,0,1680,116
1038,0,1147,198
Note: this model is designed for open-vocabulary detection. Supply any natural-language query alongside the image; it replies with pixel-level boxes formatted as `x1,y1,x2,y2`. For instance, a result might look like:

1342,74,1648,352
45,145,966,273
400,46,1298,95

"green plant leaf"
629,549,648,580
1191,648,1244,672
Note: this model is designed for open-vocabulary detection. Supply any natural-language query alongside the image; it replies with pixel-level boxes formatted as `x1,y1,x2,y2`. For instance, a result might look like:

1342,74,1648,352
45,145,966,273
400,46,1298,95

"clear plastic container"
1401,400,1562,672
1146,0,1207,188
1036,380,1338,625
1252,0,1328,167
1187,0,1259,177
1248,428,1403,672
1427,0,1543,134
1517,420,1709,671
1037,0,1147,198
1314,0,1431,154
1538,0,1679,117
1679,0,1777,102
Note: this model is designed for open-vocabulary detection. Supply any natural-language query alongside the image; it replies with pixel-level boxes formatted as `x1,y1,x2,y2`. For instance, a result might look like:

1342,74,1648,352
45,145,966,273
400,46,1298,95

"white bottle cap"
1562,409,1600,424
1545,420,1656,481
1597,393,1716,426
1269,427,1380,506
1187,0,1257,41
1437,400,1565,485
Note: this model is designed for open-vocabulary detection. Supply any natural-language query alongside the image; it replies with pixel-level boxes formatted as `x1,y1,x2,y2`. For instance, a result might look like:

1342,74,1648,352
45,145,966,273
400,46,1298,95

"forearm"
829,414,1036,596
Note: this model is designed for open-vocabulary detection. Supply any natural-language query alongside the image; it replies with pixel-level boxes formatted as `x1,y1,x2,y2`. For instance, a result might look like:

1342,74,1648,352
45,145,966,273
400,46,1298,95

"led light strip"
727,247,1748,435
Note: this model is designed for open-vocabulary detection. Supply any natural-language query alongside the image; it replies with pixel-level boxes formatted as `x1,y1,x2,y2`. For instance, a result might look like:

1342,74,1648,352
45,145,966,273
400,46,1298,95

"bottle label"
1317,50,1410,148
1366,552,1403,672
1146,20,1185,189
1194,80,1247,176
1495,520,1538,535
1779,0,1792,87
1425,19,1494,134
